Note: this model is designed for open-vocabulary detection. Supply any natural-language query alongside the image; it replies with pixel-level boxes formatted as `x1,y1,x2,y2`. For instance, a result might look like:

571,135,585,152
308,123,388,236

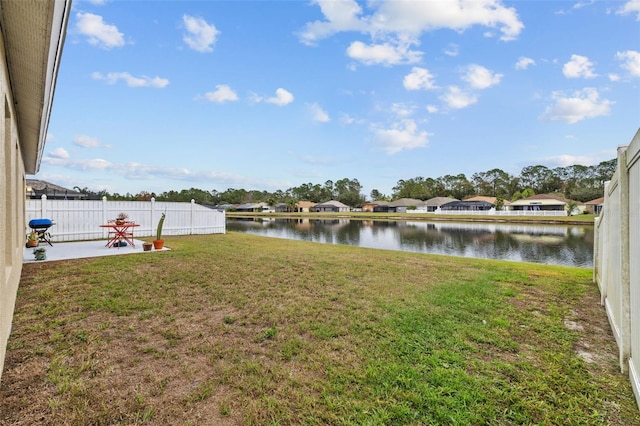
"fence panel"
26,197,225,242
627,136,640,407
594,128,640,411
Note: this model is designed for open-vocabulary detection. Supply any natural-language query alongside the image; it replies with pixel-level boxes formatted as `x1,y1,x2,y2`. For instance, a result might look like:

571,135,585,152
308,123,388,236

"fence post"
102,196,108,223
190,199,195,235
40,194,47,217
102,196,108,237
151,197,156,237
617,146,631,374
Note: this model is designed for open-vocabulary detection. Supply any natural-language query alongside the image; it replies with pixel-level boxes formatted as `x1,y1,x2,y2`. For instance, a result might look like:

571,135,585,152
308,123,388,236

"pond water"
226,218,594,268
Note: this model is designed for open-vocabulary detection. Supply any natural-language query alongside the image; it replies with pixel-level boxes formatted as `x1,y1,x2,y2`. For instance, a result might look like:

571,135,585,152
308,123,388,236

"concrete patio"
23,239,169,263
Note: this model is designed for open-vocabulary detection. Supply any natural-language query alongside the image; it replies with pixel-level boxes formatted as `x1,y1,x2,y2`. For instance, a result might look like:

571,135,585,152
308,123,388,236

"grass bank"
2,233,637,425
226,211,597,225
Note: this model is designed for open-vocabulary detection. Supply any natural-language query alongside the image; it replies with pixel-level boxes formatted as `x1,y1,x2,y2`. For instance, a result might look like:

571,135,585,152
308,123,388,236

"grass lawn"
1,232,638,425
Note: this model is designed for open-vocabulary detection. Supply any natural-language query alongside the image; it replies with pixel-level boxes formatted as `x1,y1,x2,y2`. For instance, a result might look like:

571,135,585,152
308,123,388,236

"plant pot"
152,240,164,250
143,242,153,251
26,240,38,248
34,249,46,261
115,219,125,225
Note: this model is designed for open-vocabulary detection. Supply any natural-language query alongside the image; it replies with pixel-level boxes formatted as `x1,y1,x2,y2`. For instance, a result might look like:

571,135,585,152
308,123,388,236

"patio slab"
23,239,169,263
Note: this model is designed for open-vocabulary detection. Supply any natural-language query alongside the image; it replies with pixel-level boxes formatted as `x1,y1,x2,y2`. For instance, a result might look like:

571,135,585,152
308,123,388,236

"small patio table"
99,222,140,248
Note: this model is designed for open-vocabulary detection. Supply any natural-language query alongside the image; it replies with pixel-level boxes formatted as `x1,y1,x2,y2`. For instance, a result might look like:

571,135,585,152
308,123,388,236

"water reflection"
227,218,594,268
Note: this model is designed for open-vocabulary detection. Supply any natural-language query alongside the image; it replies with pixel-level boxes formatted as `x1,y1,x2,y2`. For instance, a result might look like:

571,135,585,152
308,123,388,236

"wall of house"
0,29,25,384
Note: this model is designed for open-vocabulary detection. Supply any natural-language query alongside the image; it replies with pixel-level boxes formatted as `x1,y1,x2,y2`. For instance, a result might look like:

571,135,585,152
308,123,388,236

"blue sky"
37,0,639,198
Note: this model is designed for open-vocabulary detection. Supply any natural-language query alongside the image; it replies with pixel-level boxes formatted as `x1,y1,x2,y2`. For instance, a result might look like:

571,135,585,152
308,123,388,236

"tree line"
75,159,616,207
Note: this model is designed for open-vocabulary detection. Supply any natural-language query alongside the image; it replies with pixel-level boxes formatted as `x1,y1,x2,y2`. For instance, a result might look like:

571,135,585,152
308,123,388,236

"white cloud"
204,85,239,103
462,64,502,89
609,73,621,82
616,50,640,77
49,147,69,159
40,154,272,189
372,119,430,154
88,0,107,4
74,135,102,148
515,56,535,70
340,114,365,125
92,72,169,88
563,54,597,79
541,88,613,124
182,15,219,53
426,105,439,113
309,103,330,122
391,103,414,117
403,67,437,91
444,43,459,57
299,0,524,46
617,0,640,19
264,88,294,106
542,154,596,167
298,0,368,45
440,86,478,109
346,40,422,66
75,12,124,49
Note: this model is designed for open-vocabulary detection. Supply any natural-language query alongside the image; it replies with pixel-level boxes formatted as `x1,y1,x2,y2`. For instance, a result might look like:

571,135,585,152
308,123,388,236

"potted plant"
142,241,153,251
152,212,165,250
26,230,38,247
115,212,128,225
33,247,46,261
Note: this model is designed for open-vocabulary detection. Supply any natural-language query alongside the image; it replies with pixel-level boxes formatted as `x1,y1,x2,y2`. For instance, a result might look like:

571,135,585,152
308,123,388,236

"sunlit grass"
1,232,637,425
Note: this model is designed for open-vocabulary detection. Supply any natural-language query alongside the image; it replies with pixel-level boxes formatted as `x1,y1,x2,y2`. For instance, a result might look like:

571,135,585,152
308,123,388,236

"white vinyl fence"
26,197,225,242
594,129,640,411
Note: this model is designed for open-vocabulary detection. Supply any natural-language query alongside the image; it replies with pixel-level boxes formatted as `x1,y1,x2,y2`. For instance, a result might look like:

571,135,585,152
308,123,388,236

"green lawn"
1,232,637,425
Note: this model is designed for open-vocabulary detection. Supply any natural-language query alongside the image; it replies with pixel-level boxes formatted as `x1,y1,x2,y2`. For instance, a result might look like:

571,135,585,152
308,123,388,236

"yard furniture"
28,218,55,246
99,222,140,248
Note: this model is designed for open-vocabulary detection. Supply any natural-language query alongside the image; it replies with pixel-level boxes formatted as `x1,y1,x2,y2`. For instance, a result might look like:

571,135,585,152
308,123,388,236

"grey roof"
389,198,425,207
424,197,458,207
235,203,260,210
26,179,84,198
315,200,349,208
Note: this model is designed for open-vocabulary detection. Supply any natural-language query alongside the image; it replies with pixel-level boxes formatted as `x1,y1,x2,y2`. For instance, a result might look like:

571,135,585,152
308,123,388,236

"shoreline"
226,211,596,226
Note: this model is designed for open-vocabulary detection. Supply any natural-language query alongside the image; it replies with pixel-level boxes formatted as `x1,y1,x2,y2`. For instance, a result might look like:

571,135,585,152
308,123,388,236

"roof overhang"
0,0,72,174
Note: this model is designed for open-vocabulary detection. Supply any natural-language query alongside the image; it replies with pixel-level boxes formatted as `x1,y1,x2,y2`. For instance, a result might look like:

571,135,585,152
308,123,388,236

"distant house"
372,201,392,213
421,197,458,212
389,198,425,213
465,195,510,206
440,200,494,211
235,202,271,212
274,201,316,212
362,201,382,212
275,203,289,213
584,197,605,215
215,203,236,211
295,201,316,213
508,194,568,212
372,198,424,213
313,200,350,213
26,179,84,200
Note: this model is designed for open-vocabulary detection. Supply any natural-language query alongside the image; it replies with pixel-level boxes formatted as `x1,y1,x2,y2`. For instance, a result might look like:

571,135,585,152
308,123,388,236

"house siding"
0,27,26,384
0,1,71,383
